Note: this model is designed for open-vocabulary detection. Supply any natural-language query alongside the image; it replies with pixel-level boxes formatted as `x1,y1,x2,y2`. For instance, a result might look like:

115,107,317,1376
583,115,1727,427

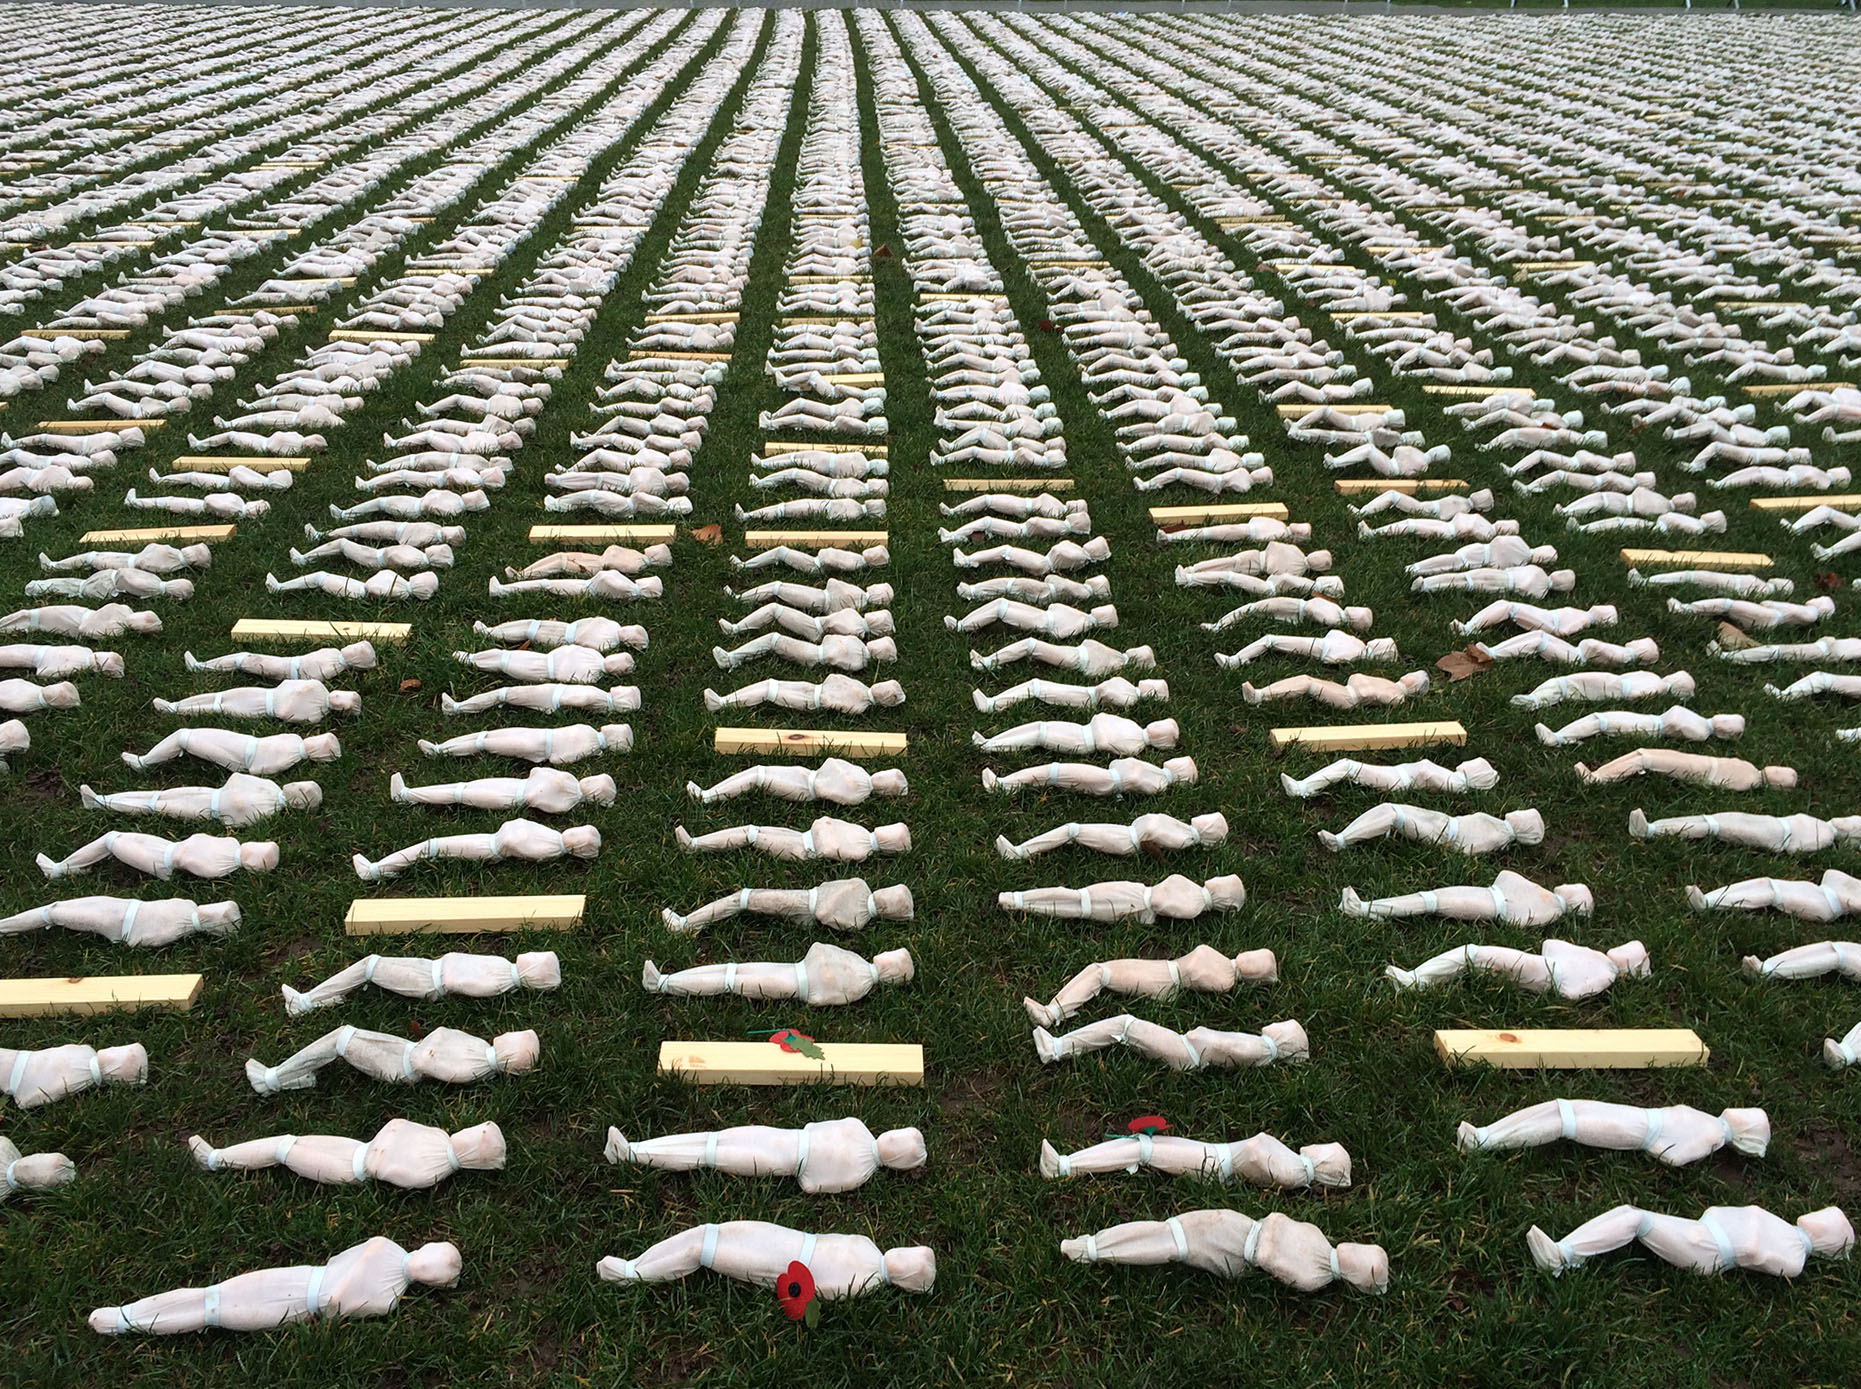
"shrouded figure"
0,678,79,713
353,819,601,881
972,676,1169,714
687,758,907,806
1024,943,1276,1026
998,873,1246,925
1535,707,1742,746
1040,1131,1348,1190
972,714,1176,756
183,642,376,682
1061,1210,1387,1294
1242,671,1430,708
984,756,1196,797
89,1236,461,1335
1387,939,1649,998
1319,805,1544,854
675,816,909,862
997,811,1227,860
1033,1015,1307,1072
0,1042,147,1108
123,729,341,775
417,724,631,766
1575,749,1794,790
1528,1205,1852,1278
972,638,1153,679
471,617,646,652
453,647,633,685
704,675,904,715
643,943,913,1006
597,1221,935,1298
605,1118,926,1193
38,830,279,881
1630,809,1861,852
661,879,914,934
282,951,561,1014
79,773,321,827
1340,871,1593,926
1510,670,1695,710
1698,874,1861,923
189,1119,505,1189
1282,757,1497,798
245,1025,539,1094
152,680,360,723
1458,1100,1769,1167
0,644,124,678
389,770,616,813
0,895,239,947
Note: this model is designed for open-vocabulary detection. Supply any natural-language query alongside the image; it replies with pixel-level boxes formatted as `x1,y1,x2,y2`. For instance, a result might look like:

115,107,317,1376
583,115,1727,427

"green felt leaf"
804,1300,820,1329
787,1033,826,1060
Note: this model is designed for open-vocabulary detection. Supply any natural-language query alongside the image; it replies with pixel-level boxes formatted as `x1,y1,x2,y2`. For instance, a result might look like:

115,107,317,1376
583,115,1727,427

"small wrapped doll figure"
1023,943,1277,1026
1038,1131,1349,1190
1528,1205,1852,1278
643,943,913,1006
89,1236,462,1335
1457,1100,1769,1167
1061,1209,1388,1293
597,1221,936,1298
282,951,561,1014
189,1119,505,1189
662,879,914,934
1387,939,1649,999
605,1117,927,1194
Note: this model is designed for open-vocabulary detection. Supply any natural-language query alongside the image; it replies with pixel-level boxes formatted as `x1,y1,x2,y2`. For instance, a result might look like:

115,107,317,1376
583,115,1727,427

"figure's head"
239,841,281,872
98,1043,148,1084
1204,874,1248,911
303,733,343,762
404,1241,464,1287
1799,1208,1856,1259
874,948,915,984
876,1127,928,1171
516,952,562,991
1554,883,1596,916
328,690,362,715
870,680,905,707
1506,810,1546,845
871,885,914,920
1143,719,1180,748
1721,1108,1771,1157
1189,813,1229,844
449,1122,508,1171
1606,940,1651,977
577,775,619,805
282,782,323,810
493,1030,541,1075
561,826,602,858
339,641,378,669
1334,1242,1389,1294
869,769,909,797
881,1246,937,1293
1161,756,1198,786
598,725,634,752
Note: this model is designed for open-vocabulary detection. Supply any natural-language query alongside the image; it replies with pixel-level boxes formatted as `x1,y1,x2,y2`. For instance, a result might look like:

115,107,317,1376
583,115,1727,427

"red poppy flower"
1038,318,1057,333
777,1260,816,1321
1128,1115,1170,1136
770,1028,819,1056
1818,571,1842,591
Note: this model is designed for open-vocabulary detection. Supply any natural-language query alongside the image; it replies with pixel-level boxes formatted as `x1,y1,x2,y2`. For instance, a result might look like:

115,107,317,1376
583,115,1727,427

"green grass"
3,8,1861,1386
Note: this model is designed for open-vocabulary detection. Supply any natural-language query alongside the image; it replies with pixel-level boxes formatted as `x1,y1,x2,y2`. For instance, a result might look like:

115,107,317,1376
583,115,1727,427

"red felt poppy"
777,1260,816,1321
1128,1115,1170,1136
771,1029,817,1055
1038,318,1057,334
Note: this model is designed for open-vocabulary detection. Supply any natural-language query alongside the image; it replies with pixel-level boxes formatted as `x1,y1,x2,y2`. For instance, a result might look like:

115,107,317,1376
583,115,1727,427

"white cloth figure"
643,943,913,1005
597,1221,936,1298
971,638,1155,679
703,675,905,715
1713,637,1861,666
184,642,377,682
417,724,632,766
1574,750,1796,791
1319,805,1544,854
283,951,561,1015
674,816,910,861
972,715,1177,756
470,617,647,653
389,770,616,813
687,758,908,806
1340,871,1594,926
984,756,1197,797
998,873,1247,925
1451,601,1618,637
153,680,360,723
1629,810,1861,852
38,830,279,880
1281,757,1498,798
1510,671,1695,709
189,1119,505,1189
1457,1101,1771,1167
1023,944,1278,1026
123,729,341,774
1216,631,1398,668
605,1117,928,1194
1387,939,1650,998
0,894,239,946
1669,596,1836,631
1474,633,1658,668
1033,1015,1308,1071
1534,707,1743,746
79,773,322,827
1061,1210,1387,1294
89,1236,462,1335
1241,671,1430,708
245,1025,539,1094
972,676,1169,714
0,1042,147,1107
1700,875,1861,923
0,1134,75,1201
353,819,601,881
996,812,1228,860
661,879,914,934
1527,1205,1852,1278
1767,672,1861,703
1040,1132,1349,1190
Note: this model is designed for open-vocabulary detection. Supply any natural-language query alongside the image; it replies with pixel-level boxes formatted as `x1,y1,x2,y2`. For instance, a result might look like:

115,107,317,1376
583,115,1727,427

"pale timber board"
36,419,167,433
1750,494,1861,512
171,455,308,472
1150,503,1290,524
1743,382,1855,396
658,1040,923,1087
824,373,885,386
31,327,130,339
1271,720,1468,753
0,973,201,1017
742,530,887,549
346,894,583,936
1434,1028,1708,1069
527,524,677,544
81,525,234,544
230,618,411,643
1620,548,1773,571
714,727,908,756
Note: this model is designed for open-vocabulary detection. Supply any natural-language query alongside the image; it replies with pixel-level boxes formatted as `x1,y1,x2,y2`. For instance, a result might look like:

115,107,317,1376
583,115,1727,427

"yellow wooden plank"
30,327,130,339
230,618,411,643
658,1040,923,1087
345,893,583,936
1750,494,1861,513
0,973,201,1017
1149,502,1290,525
35,419,166,433
81,525,234,544
714,727,908,757
1434,1028,1708,1070
1743,382,1855,396
742,530,887,549
329,329,435,343
1276,402,1393,417
942,477,1074,493
823,372,885,386
639,350,730,362
1619,548,1772,571
1271,720,1467,753
1334,478,1468,495
526,524,678,543
762,441,886,457
170,455,308,473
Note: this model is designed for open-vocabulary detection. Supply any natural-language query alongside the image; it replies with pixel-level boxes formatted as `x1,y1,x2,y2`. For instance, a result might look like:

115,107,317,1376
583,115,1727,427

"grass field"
3,7,1860,1385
